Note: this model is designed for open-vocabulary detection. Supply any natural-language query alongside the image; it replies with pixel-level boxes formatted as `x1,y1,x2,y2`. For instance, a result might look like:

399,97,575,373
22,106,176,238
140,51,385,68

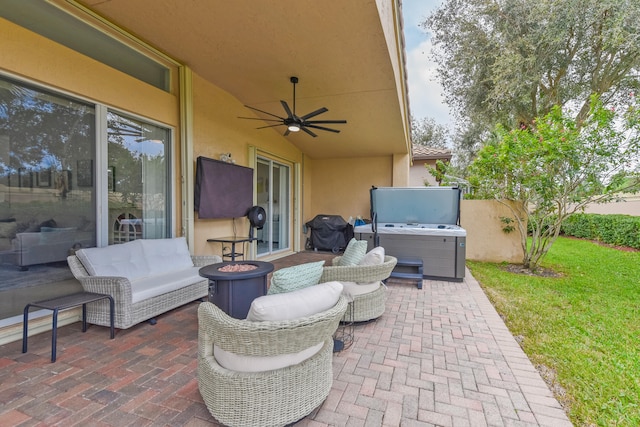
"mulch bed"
501,263,562,277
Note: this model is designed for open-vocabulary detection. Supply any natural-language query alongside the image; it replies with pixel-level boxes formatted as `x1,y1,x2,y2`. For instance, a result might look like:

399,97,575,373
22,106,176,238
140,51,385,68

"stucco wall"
409,159,438,187
392,153,411,187
460,199,523,263
190,74,304,257
308,156,393,224
460,196,640,263
0,18,179,126
580,195,640,216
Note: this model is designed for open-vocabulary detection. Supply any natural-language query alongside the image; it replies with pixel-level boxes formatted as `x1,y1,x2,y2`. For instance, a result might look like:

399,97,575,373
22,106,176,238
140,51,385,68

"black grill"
305,214,353,253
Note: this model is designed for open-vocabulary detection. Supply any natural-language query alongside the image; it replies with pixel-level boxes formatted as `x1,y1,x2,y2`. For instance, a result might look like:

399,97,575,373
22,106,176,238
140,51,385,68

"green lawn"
467,237,640,427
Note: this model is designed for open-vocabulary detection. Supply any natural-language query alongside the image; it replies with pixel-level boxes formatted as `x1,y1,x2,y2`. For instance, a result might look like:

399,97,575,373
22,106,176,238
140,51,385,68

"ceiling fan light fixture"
239,76,346,137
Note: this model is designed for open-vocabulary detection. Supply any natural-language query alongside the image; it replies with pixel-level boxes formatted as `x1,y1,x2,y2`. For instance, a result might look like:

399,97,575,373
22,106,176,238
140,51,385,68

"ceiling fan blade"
280,100,294,118
256,123,285,129
301,126,318,137
238,116,282,122
244,105,286,120
304,119,347,124
305,124,341,133
300,107,328,121
284,128,291,136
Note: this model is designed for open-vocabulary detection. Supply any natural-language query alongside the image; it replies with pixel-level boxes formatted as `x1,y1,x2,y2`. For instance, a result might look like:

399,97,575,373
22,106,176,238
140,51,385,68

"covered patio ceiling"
77,0,411,159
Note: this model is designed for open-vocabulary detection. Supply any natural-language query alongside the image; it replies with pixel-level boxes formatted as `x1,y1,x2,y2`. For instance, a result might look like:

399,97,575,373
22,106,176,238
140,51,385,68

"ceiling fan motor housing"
239,76,347,137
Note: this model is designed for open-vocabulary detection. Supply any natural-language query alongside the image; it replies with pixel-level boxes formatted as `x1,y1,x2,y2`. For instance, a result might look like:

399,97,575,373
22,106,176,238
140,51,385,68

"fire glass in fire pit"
217,264,258,273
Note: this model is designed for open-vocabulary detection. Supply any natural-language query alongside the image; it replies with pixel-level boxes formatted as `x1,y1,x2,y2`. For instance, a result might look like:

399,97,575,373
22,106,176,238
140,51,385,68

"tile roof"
412,144,452,160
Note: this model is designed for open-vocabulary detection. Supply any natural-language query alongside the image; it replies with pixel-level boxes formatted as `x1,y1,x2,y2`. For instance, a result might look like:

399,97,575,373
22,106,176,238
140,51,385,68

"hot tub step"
388,257,423,289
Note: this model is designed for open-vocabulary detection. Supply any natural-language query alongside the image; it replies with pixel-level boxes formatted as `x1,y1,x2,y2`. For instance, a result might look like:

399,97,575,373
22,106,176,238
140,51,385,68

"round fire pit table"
199,261,274,319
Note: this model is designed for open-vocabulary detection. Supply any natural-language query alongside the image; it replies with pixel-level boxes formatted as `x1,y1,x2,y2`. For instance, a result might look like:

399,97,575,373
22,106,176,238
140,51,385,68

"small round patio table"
199,261,274,319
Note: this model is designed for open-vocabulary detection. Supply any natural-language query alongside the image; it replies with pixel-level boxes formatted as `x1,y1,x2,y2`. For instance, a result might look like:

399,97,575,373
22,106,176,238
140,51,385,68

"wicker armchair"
197,296,348,427
319,255,397,322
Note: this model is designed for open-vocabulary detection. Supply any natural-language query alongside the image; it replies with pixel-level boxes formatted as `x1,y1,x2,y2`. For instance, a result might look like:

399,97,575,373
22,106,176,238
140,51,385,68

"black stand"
207,236,257,261
23,292,115,362
333,297,355,352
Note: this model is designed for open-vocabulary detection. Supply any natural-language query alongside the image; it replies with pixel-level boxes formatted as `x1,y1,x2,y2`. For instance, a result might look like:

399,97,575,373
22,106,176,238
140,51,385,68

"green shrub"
562,214,640,249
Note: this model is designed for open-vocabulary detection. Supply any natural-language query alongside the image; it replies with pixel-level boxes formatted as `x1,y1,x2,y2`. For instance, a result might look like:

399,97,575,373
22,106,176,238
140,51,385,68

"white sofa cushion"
140,237,194,275
248,281,343,321
214,281,343,373
76,240,150,280
130,266,203,303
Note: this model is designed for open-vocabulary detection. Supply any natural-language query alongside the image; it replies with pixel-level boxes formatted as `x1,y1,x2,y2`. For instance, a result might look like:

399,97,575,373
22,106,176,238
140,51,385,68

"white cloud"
406,39,453,127
402,0,453,127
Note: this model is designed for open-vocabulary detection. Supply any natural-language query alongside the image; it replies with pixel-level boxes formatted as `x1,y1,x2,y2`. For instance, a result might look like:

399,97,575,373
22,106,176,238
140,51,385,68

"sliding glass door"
107,112,170,244
0,76,96,319
256,157,290,256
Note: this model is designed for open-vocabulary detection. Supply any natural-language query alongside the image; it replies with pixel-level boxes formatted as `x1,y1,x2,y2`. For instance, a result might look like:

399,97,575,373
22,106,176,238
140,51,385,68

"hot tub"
366,223,466,236
355,223,466,281
358,187,467,281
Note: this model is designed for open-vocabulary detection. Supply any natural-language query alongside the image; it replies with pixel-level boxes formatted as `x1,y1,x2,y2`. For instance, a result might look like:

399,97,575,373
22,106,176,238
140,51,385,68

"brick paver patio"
0,252,572,426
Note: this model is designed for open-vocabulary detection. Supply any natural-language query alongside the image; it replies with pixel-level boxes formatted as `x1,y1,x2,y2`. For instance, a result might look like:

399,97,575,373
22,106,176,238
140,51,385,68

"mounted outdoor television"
194,156,254,219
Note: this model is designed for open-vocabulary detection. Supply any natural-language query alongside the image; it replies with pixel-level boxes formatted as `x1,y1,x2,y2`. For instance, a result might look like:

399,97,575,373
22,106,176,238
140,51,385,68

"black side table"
23,292,115,362
207,236,257,261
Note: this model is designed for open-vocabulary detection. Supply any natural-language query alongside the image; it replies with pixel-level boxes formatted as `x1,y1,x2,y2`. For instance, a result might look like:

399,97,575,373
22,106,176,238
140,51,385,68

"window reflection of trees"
0,77,96,320
0,80,94,196
107,112,168,242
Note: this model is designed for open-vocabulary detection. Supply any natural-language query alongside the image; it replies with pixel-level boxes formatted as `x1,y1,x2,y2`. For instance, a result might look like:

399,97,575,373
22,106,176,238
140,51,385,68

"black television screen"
194,156,254,219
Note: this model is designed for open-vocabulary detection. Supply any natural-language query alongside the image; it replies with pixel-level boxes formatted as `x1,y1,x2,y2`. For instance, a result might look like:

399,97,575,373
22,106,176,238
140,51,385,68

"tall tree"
411,116,450,148
425,0,640,136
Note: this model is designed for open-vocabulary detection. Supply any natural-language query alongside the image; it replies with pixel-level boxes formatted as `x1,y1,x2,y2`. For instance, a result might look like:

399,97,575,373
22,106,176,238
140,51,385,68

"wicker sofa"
319,254,397,322
67,237,221,329
198,283,348,427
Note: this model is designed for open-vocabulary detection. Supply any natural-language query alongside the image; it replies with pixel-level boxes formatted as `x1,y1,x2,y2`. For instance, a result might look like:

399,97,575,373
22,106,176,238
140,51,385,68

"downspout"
179,66,195,252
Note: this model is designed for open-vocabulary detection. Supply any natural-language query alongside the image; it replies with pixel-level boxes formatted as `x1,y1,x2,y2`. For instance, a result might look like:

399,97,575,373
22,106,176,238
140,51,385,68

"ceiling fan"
239,76,347,137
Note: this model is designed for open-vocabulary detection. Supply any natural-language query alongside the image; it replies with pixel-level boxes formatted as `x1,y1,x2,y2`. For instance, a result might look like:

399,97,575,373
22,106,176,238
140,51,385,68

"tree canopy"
425,0,640,153
410,116,450,148
466,96,640,269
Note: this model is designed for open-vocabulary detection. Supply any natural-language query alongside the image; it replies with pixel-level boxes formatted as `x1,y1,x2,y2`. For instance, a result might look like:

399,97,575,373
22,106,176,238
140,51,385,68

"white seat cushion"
130,266,203,303
214,281,343,373
340,281,381,297
213,342,324,373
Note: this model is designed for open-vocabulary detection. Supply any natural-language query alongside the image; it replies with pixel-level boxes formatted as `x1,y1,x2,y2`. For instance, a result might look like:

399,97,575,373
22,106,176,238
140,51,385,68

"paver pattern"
0,252,572,426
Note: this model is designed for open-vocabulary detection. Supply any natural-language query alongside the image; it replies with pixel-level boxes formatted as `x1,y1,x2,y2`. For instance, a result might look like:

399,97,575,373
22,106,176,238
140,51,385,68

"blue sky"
402,0,452,127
